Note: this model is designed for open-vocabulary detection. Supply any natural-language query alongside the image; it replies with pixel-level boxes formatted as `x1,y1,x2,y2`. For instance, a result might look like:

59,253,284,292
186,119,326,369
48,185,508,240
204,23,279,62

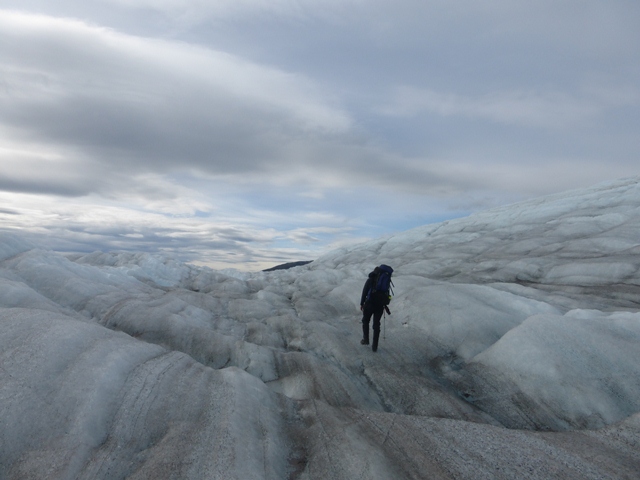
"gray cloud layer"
1,13,354,185
0,2,639,268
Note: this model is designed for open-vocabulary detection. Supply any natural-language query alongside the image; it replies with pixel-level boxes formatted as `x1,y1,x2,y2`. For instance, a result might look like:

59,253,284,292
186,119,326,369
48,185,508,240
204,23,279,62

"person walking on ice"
360,265,393,352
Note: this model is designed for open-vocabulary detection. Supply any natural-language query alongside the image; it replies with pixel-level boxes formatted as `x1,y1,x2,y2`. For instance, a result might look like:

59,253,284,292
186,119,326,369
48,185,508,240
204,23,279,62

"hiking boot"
360,339,369,345
372,331,379,352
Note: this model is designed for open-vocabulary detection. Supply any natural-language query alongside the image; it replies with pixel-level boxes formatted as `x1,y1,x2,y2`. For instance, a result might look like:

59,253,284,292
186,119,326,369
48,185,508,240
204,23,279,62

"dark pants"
361,301,384,351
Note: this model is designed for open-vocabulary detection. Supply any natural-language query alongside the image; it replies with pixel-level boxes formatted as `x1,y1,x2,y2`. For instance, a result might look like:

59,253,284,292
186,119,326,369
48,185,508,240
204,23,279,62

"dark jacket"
361,268,386,307
360,272,376,307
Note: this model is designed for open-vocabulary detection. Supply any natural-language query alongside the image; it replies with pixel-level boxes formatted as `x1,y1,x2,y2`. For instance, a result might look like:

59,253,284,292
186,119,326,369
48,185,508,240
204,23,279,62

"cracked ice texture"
1,177,640,478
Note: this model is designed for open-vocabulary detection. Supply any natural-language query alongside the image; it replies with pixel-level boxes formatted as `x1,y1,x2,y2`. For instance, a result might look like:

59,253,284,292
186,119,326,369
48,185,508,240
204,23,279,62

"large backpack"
371,264,394,305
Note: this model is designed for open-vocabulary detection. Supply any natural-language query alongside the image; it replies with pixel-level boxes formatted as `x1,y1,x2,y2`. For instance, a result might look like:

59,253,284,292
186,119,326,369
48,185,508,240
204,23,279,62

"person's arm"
360,278,372,307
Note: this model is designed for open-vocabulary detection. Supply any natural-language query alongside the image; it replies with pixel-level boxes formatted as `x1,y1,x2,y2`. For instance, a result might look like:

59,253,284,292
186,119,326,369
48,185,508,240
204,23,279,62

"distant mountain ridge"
262,260,313,272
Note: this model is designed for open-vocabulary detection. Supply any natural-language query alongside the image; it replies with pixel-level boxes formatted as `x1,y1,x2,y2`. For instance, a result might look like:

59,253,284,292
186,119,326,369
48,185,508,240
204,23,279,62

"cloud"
0,8,328,128
380,85,639,129
0,189,323,269
2,8,636,201
0,4,638,270
98,0,367,23
0,10,508,201
0,143,93,196
0,10,355,190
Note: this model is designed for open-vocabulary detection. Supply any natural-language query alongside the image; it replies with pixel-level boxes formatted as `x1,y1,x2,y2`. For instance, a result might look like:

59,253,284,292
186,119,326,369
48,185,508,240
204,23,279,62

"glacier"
1,177,639,479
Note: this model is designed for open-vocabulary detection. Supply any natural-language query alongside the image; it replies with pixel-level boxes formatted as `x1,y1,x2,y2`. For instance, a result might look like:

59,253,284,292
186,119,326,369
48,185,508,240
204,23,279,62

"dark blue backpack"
372,264,394,305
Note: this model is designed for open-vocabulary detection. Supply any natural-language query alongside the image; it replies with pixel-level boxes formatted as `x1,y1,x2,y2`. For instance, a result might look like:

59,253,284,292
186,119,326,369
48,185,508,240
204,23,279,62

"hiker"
360,265,393,352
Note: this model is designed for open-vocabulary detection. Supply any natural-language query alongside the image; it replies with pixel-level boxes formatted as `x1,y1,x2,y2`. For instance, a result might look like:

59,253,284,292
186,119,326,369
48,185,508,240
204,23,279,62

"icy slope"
318,177,640,305
1,177,640,478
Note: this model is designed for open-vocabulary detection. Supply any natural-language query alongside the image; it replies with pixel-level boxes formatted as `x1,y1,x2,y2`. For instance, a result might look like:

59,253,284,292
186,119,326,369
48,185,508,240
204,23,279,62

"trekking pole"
383,311,386,341
383,305,390,341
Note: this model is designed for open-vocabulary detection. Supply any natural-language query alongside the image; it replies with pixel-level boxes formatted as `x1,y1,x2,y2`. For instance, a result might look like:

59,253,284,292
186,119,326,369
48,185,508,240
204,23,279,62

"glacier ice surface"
1,177,640,478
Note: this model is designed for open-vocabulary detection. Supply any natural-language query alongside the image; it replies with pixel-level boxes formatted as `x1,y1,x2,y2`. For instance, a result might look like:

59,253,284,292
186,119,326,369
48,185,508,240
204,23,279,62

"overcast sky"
1,1,639,270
